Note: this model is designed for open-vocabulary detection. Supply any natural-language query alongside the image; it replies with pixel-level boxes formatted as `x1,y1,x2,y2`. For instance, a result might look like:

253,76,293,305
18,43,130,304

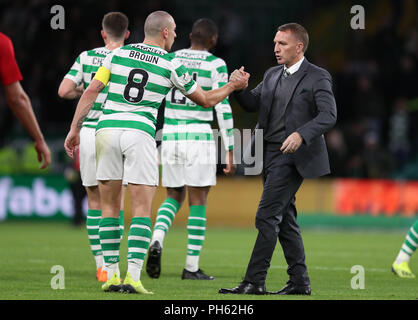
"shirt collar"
284,56,305,75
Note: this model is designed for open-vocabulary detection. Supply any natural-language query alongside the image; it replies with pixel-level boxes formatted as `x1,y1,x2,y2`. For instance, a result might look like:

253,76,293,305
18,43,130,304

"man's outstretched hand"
229,66,250,91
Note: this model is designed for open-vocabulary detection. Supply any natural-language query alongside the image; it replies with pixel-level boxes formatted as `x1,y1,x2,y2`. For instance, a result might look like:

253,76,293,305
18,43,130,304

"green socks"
151,198,181,246
86,209,124,269
127,217,152,282
87,209,102,256
185,205,206,272
99,217,121,277
396,220,418,263
151,199,207,273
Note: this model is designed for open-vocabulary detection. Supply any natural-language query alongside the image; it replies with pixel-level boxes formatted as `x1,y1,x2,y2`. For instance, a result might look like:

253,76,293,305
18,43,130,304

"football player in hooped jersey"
58,12,129,283
146,18,235,281
64,10,249,294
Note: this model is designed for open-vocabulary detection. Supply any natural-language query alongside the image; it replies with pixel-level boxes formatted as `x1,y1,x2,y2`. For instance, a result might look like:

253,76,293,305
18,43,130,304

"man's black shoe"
218,281,267,295
146,241,162,278
181,268,215,280
272,282,311,295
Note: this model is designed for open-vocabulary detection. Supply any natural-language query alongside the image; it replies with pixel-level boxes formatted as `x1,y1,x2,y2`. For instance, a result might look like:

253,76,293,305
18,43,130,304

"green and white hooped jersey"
64,46,110,129
97,43,197,139
163,49,234,151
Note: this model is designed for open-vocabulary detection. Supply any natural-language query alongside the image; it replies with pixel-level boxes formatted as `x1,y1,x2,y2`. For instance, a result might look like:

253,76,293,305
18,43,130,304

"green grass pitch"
0,221,416,300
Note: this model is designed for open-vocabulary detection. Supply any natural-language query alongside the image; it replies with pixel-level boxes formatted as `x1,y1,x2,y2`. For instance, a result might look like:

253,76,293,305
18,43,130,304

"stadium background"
0,0,417,229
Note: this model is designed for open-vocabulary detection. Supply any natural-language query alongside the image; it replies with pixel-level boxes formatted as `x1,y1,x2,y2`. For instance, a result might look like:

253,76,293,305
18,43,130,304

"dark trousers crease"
244,146,310,286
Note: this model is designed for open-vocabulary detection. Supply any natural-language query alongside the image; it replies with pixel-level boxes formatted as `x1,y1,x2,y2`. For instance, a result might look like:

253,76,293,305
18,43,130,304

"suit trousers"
244,143,310,286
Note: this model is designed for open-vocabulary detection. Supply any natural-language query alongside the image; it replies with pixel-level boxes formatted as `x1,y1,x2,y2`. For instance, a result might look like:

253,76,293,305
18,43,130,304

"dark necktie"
283,69,290,78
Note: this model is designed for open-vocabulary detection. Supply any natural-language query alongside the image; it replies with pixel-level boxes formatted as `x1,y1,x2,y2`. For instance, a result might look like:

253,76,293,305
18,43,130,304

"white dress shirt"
284,56,305,75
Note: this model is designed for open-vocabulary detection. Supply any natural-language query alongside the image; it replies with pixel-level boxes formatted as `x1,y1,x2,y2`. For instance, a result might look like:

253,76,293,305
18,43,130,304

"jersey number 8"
123,68,149,104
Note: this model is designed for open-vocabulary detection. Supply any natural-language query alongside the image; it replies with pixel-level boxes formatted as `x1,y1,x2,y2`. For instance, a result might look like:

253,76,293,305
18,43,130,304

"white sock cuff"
104,262,120,279
185,255,199,272
94,254,104,269
395,249,411,264
127,261,142,282
151,229,166,247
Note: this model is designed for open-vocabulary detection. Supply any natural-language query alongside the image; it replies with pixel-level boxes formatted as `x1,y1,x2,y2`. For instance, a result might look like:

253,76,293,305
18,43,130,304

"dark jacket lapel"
283,58,309,111
259,67,282,129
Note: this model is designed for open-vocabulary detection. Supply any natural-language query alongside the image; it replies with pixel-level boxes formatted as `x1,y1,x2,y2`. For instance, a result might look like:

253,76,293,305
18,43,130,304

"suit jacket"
236,58,337,178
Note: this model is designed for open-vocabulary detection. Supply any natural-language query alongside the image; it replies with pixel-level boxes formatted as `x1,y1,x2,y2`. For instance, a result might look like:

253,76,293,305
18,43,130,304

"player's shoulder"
0,32,13,50
72,49,88,63
119,43,134,52
206,55,228,73
208,55,228,74
306,60,332,80
123,43,174,61
206,53,226,65
87,46,111,57
264,65,282,78
174,49,224,63
0,32,11,43
163,51,176,62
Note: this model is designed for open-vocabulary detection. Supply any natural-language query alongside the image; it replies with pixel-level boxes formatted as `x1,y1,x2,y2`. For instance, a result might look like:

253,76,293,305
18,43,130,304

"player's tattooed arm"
94,81,105,91
88,78,106,93
70,80,103,130
75,109,91,129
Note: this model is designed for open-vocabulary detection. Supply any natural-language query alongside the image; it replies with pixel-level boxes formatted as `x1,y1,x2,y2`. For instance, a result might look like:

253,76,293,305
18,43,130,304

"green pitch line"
0,221,416,300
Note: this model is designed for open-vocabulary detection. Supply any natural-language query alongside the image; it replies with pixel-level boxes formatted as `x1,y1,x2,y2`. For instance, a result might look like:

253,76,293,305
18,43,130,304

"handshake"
228,66,250,91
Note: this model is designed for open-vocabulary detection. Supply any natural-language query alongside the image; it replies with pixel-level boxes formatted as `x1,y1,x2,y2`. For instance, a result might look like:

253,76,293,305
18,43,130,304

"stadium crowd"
0,0,417,179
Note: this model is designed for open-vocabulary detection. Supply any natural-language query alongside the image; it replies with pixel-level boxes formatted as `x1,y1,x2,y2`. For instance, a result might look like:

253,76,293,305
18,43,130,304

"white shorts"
161,140,216,187
79,127,98,187
96,129,159,186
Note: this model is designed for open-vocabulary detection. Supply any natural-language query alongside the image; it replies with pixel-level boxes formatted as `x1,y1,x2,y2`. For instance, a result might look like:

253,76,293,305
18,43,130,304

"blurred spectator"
362,131,395,178
343,119,367,177
396,54,418,99
216,4,244,69
352,74,385,138
64,148,86,226
326,128,347,177
389,97,410,170
344,118,367,156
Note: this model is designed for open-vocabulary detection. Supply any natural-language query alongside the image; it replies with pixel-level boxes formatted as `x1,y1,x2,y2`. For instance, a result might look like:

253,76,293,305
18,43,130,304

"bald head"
144,11,175,38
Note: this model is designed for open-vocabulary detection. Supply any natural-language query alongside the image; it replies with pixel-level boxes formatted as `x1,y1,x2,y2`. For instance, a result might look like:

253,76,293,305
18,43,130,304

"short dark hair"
190,18,218,45
102,12,129,40
278,23,309,52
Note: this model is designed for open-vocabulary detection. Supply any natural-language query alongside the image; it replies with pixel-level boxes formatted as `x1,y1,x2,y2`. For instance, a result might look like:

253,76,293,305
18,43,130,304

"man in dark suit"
219,23,337,295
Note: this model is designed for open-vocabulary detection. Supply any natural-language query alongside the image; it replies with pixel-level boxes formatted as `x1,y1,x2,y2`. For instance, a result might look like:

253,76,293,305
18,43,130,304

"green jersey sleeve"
64,52,84,86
